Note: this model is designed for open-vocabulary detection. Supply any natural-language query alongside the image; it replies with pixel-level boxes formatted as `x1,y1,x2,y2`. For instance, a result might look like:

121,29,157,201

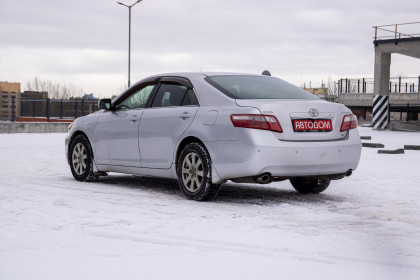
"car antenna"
262,70,271,76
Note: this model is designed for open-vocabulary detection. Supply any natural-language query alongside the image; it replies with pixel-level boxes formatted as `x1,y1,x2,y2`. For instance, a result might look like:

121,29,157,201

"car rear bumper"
205,128,362,182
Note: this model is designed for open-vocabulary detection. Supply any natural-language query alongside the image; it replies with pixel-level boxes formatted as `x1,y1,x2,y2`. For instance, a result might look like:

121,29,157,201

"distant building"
303,87,328,98
0,81,20,93
1,81,21,121
21,90,48,99
83,93,96,99
1,81,50,121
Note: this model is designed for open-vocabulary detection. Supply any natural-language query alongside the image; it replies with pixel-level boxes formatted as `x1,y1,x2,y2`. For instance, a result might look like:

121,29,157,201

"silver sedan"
65,73,362,201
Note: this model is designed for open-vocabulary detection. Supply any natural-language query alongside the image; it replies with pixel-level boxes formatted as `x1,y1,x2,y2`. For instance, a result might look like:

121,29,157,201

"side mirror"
99,99,113,110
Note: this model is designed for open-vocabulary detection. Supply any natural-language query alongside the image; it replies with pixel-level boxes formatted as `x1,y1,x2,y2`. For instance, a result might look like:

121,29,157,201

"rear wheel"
290,178,330,194
177,143,221,201
69,135,98,182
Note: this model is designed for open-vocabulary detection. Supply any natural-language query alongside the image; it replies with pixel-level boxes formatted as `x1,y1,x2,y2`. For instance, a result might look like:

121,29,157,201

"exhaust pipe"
346,169,352,177
230,173,274,184
254,173,273,184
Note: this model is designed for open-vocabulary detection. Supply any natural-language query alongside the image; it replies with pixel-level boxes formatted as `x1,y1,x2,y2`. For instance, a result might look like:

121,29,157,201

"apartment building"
0,81,21,121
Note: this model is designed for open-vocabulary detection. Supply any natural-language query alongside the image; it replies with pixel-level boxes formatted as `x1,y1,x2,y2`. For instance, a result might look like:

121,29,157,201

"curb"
362,143,385,148
404,145,420,151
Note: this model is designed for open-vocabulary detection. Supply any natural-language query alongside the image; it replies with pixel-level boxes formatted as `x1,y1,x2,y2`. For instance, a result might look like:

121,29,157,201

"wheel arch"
175,136,206,168
67,130,91,164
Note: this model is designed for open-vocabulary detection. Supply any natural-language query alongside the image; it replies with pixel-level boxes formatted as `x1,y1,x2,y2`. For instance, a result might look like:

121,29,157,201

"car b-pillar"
373,49,391,130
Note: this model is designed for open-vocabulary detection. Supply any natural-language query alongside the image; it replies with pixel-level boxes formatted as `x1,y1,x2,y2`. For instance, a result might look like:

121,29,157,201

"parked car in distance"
65,73,362,201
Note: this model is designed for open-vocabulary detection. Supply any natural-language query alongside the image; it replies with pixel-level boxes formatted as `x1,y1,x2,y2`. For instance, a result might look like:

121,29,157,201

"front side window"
151,83,199,107
118,84,156,109
205,75,319,100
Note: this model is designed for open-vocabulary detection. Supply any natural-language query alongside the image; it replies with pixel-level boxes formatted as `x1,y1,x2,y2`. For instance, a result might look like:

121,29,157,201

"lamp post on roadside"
117,0,143,88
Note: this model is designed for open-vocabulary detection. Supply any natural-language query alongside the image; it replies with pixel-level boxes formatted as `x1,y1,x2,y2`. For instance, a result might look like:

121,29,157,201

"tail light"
340,114,358,132
230,114,283,133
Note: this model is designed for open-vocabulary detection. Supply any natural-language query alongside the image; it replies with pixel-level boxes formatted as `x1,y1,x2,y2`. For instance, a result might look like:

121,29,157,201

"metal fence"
373,21,420,43
336,76,420,94
336,78,374,94
8,97,99,122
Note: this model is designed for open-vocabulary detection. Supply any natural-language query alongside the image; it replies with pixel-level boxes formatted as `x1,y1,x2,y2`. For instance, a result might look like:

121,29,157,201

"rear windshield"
205,75,319,100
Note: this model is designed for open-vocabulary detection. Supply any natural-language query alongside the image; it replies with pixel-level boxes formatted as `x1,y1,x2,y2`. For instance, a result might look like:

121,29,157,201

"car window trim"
160,76,194,88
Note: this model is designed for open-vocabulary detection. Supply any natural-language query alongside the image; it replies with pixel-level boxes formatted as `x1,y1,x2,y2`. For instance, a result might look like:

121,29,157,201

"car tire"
177,143,221,201
290,178,330,194
69,134,98,182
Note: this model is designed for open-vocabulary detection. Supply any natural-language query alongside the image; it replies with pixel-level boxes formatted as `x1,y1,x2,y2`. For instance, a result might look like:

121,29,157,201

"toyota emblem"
309,108,319,118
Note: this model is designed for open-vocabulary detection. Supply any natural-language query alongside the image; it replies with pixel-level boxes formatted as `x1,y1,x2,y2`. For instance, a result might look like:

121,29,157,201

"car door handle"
179,112,191,120
130,115,140,123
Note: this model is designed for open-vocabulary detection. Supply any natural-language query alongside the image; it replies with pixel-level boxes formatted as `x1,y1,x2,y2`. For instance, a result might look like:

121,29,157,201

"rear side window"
205,75,319,100
182,89,199,106
151,84,199,107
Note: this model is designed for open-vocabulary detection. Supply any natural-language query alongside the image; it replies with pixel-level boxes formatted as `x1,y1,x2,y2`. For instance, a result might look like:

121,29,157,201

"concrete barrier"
339,93,420,107
362,143,385,148
390,121,420,132
378,149,405,154
404,145,420,151
0,122,69,133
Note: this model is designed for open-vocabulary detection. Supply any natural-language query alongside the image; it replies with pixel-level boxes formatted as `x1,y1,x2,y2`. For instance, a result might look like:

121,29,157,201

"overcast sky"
1,0,420,97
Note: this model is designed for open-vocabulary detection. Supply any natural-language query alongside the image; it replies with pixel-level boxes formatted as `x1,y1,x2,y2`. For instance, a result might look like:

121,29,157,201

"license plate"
293,119,332,132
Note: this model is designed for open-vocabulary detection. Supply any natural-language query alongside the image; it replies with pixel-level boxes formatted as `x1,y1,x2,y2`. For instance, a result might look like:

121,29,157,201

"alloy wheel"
72,143,87,176
181,152,204,192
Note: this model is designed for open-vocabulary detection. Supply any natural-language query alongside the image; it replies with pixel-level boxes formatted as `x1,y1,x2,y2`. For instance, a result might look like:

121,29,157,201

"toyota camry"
65,73,362,201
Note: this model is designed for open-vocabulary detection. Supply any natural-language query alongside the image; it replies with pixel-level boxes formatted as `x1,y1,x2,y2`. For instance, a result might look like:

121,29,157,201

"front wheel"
177,143,221,201
290,178,330,194
69,134,98,182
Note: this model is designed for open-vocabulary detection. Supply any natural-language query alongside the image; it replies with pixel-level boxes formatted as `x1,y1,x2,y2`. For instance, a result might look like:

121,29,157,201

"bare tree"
350,80,359,93
115,84,127,96
25,77,84,99
327,76,336,95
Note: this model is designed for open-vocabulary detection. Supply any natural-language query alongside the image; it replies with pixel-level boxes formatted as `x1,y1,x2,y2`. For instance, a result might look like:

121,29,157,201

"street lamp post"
117,0,143,88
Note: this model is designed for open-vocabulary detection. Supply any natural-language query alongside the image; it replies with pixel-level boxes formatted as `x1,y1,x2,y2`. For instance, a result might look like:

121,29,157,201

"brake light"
340,114,358,132
230,114,283,133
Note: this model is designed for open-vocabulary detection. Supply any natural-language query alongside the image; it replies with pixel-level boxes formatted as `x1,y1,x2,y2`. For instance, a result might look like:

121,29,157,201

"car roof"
145,72,261,80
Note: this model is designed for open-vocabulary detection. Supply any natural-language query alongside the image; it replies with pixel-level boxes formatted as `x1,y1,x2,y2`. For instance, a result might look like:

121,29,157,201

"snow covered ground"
1,127,419,280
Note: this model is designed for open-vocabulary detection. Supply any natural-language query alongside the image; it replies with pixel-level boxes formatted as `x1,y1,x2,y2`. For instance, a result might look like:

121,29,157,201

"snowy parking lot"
1,127,420,280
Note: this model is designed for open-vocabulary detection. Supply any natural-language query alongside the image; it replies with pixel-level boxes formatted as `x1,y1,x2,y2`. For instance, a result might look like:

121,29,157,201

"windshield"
205,75,319,100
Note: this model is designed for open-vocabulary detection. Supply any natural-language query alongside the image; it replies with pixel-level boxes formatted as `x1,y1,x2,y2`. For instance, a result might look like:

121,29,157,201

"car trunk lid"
235,99,352,141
